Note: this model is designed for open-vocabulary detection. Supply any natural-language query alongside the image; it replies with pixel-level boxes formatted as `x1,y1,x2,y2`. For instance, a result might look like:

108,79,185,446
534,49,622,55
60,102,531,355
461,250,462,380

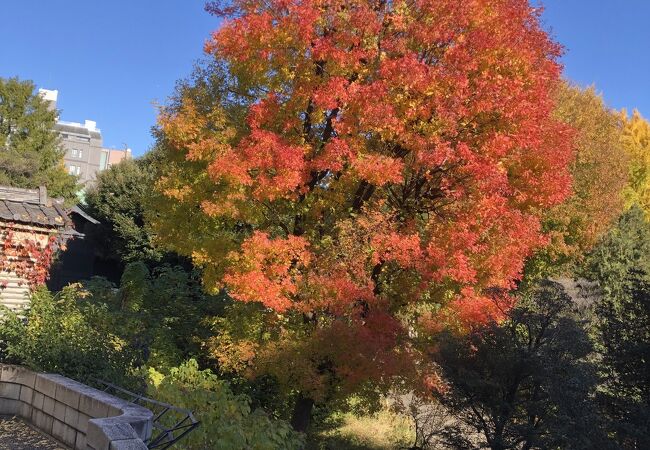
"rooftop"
37,88,58,104
57,119,100,132
0,186,67,228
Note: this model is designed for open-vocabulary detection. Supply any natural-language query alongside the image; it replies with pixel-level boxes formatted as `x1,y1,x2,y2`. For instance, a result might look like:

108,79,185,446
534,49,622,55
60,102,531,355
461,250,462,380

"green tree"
84,157,161,268
583,207,650,447
82,262,225,370
0,77,77,201
595,273,650,448
583,206,650,297
434,281,611,450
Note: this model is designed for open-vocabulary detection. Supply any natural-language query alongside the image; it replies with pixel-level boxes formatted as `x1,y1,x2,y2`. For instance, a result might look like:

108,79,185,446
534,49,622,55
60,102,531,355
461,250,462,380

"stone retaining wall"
0,364,153,450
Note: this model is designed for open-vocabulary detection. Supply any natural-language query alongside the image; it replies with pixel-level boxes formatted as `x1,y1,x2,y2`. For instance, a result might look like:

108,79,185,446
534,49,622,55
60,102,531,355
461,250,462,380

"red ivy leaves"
0,225,60,290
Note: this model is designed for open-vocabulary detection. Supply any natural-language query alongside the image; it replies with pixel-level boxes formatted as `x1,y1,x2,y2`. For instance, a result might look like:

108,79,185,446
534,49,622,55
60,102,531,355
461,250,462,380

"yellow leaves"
208,332,259,374
159,178,192,201
147,367,166,388
158,96,236,161
621,110,650,217
539,82,629,268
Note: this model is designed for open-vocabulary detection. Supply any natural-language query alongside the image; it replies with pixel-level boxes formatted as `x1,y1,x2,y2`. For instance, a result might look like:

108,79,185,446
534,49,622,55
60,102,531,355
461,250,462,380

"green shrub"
81,262,226,371
148,359,304,450
0,285,141,389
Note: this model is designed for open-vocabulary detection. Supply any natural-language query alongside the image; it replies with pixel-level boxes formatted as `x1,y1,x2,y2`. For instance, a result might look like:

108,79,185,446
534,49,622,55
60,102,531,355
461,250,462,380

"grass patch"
308,407,414,449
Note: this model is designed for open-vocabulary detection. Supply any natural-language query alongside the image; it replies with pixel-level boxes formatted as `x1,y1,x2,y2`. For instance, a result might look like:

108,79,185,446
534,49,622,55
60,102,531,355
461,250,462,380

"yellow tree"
622,110,650,216
528,83,629,277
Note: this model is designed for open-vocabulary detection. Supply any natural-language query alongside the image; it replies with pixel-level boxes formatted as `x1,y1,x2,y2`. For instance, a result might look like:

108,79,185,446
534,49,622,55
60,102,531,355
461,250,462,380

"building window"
69,135,90,143
78,149,83,159
100,151,108,171
71,149,78,157
68,165,81,176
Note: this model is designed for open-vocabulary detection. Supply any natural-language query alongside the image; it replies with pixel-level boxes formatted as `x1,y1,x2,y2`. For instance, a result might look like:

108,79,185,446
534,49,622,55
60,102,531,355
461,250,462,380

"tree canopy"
0,77,77,201
621,110,650,216
582,208,650,447
434,282,609,450
526,83,628,279
84,157,162,269
152,0,574,429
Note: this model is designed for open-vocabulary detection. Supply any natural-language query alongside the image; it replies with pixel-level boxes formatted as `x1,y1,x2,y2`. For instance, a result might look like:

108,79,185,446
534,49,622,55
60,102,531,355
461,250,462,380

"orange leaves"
161,93,311,201
155,0,577,398
195,0,569,286
310,138,352,172
351,154,404,186
252,309,408,401
159,98,235,161
305,271,376,315
187,0,575,220
420,287,518,334
230,130,309,200
224,231,312,312
450,288,517,331
371,232,423,269
312,77,349,111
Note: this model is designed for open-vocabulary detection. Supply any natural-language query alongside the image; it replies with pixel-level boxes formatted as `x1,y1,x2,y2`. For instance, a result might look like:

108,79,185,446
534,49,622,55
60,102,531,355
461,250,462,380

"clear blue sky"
0,1,648,156
0,1,216,155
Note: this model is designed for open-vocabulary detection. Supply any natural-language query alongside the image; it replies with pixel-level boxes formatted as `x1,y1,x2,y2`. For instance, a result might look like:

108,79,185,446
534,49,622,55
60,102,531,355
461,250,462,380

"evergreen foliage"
434,281,611,450
84,157,161,268
0,77,77,201
583,207,650,448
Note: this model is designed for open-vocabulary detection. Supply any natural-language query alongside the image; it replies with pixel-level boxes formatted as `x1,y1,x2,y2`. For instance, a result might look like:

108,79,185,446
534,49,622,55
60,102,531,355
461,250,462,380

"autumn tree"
0,77,77,201
525,83,628,279
153,0,573,430
621,109,650,216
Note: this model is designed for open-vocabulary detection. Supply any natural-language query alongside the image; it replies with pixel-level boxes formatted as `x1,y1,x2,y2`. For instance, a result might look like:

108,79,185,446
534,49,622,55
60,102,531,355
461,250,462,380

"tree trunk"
290,394,314,433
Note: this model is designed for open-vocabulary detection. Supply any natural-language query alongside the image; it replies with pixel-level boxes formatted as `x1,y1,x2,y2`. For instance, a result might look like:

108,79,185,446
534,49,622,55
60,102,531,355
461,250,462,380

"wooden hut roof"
0,186,67,228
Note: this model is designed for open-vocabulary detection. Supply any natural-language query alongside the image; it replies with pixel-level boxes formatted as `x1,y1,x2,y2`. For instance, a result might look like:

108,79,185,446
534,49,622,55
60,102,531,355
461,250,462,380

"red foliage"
224,231,313,312
159,0,574,397
0,224,60,289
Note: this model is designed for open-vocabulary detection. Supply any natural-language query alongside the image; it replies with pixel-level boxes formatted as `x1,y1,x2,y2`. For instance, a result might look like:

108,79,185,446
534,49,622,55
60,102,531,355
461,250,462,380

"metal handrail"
92,378,200,449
